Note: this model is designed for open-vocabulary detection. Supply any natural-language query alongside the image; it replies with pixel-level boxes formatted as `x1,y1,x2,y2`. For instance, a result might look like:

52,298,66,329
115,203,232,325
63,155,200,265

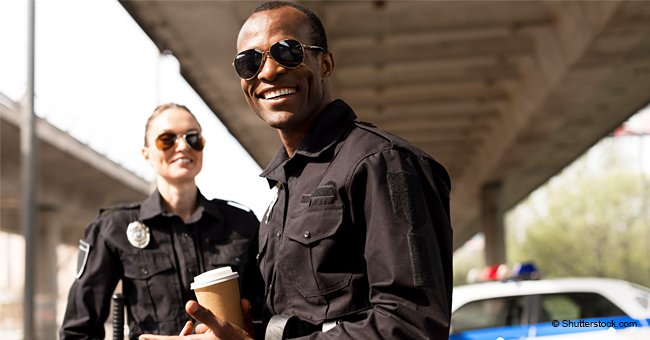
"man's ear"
321,51,334,78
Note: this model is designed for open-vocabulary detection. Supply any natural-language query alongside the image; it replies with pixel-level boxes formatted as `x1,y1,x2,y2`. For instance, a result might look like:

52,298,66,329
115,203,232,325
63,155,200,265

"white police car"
451,264,650,339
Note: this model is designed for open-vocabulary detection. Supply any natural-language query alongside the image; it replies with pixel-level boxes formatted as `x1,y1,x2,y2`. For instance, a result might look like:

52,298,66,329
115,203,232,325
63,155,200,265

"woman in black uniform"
60,103,262,339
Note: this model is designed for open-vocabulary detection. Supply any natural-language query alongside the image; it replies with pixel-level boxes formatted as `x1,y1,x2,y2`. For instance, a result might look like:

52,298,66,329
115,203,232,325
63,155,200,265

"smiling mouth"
172,157,193,164
263,88,296,100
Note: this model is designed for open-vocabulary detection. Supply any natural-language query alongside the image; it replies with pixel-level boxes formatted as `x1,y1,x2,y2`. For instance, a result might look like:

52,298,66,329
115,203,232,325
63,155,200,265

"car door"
530,292,630,337
450,295,532,340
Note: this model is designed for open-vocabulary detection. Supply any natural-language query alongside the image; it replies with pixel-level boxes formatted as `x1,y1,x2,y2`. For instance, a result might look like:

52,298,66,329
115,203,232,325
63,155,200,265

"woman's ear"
141,146,150,163
320,51,334,78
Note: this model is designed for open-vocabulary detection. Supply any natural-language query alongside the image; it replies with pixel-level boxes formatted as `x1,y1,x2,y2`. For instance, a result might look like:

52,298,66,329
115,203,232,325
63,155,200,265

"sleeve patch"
408,233,435,287
387,171,425,226
75,240,91,279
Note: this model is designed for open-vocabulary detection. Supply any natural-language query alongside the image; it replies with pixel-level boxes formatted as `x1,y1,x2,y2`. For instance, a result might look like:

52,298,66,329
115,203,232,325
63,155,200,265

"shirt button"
255,253,260,260
276,231,281,238
141,268,148,275
304,231,310,238
234,257,241,264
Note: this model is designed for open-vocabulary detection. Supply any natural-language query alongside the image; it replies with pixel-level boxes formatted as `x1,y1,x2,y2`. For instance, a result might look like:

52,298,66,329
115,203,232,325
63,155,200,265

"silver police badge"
126,221,150,249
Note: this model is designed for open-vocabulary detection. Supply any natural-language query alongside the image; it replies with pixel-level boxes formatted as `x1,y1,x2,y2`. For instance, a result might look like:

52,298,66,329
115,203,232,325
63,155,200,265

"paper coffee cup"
191,266,244,328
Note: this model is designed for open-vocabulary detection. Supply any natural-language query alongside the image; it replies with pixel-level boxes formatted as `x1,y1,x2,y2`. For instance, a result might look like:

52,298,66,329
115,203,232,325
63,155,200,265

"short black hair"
254,1,328,51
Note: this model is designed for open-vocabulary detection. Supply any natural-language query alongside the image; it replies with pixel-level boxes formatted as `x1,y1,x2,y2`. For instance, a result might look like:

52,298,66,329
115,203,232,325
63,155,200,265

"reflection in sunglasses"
155,132,205,151
233,39,326,80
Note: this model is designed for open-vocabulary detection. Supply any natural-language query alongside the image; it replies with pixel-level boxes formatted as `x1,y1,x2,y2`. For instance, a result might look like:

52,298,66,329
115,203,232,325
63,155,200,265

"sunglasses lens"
270,39,304,68
234,49,263,79
155,133,177,151
185,133,204,151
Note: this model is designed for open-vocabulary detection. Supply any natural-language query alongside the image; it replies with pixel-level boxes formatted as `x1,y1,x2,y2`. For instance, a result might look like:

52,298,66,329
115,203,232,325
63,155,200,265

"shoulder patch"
75,240,91,279
227,200,252,213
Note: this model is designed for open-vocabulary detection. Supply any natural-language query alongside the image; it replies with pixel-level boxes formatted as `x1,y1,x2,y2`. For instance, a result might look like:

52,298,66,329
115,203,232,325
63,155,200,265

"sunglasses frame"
233,39,327,80
155,131,205,151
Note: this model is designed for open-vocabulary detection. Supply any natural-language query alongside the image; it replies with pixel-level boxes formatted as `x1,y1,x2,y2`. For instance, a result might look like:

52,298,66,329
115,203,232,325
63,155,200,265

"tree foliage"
508,169,650,287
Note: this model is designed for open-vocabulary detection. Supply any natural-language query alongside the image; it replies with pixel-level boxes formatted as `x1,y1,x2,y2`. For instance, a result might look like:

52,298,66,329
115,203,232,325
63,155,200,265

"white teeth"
175,158,192,164
264,88,296,99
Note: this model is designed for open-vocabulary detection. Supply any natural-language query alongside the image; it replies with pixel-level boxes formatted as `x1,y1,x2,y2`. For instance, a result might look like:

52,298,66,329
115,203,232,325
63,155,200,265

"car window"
451,295,527,333
539,292,626,322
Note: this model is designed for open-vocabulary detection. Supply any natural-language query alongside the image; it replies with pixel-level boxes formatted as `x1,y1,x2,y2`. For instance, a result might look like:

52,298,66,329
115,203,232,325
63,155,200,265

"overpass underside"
119,0,650,259
0,95,151,337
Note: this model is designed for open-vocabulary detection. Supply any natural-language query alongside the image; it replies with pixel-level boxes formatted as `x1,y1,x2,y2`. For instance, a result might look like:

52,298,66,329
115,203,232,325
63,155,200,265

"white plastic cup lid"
190,266,239,290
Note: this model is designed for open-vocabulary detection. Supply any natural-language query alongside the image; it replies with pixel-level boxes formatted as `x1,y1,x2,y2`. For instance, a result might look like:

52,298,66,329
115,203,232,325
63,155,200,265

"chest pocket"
123,252,173,279
122,251,181,323
207,238,251,272
282,204,352,298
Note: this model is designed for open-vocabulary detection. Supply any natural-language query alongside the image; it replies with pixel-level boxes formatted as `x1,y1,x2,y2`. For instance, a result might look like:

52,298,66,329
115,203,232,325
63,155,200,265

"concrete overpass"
119,0,650,263
0,93,151,337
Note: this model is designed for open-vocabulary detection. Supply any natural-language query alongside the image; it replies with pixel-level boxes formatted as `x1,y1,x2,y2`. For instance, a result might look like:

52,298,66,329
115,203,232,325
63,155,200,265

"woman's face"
142,107,204,185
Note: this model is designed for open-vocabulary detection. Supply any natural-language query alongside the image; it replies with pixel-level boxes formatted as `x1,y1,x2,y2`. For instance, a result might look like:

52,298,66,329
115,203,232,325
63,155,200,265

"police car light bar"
466,262,540,283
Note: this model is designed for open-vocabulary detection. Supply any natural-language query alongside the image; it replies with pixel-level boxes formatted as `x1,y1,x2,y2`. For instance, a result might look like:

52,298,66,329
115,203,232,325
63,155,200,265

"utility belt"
264,314,341,339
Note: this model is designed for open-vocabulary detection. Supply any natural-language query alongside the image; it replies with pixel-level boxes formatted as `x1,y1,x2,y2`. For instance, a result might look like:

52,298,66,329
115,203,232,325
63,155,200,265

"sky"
0,0,272,218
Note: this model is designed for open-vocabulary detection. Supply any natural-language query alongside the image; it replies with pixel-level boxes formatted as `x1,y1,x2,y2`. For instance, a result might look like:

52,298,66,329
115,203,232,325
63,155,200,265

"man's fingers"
195,323,210,334
139,335,204,340
179,320,194,336
240,298,255,337
184,300,252,339
185,300,224,331
240,298,251,313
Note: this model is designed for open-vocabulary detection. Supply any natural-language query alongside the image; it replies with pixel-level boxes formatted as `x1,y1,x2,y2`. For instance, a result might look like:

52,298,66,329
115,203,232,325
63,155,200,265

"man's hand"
138,300,253,340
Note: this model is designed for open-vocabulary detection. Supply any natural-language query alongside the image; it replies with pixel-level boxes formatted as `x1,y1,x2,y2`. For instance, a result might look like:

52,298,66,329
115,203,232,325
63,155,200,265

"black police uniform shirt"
258,100,453,339
60,189,263,339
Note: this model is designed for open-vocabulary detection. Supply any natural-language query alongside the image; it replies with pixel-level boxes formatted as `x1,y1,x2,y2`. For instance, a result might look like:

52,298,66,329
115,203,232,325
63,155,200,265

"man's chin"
259,111,295,129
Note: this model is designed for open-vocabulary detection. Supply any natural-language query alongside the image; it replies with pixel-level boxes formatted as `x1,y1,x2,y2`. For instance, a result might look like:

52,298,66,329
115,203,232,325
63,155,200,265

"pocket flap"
285,204,343,246
123,252,173,279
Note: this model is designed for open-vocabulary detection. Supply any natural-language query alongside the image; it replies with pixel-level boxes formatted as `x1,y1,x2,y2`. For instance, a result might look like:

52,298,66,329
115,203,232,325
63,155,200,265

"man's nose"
256,53,287,81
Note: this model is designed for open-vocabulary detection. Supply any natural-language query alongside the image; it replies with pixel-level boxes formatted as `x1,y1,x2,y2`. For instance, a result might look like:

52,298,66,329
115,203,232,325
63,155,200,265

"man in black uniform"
60,104,263,339
142,2,453,339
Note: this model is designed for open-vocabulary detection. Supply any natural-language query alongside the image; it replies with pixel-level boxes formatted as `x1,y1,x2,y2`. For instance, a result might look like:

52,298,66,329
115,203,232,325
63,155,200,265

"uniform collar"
139,188,219,221
260,99,356,187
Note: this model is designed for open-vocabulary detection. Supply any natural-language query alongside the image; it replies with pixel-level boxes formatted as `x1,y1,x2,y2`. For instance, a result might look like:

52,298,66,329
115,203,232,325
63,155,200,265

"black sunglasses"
233,39,326,80
155,132,205,151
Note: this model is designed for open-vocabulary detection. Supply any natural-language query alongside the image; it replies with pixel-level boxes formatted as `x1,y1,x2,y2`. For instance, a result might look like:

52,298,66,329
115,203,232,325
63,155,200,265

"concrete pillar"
34,209,60,340
481,182,506,265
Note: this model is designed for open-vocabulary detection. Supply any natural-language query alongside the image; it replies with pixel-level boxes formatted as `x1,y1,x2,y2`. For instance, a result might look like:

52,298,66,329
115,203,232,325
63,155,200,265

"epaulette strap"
227,200,252,213
355,120,431,160
99,202,140,216
356,120,376,128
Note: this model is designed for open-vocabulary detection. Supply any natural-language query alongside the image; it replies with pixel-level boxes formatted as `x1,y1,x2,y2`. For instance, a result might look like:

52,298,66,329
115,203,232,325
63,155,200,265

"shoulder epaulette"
226,200,253,213
355,120,431,159
355,120,397,145
98,202,140,216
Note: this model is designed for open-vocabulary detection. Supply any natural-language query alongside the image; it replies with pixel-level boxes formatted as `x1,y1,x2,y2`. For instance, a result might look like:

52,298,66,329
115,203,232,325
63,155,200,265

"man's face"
236,7,333,132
